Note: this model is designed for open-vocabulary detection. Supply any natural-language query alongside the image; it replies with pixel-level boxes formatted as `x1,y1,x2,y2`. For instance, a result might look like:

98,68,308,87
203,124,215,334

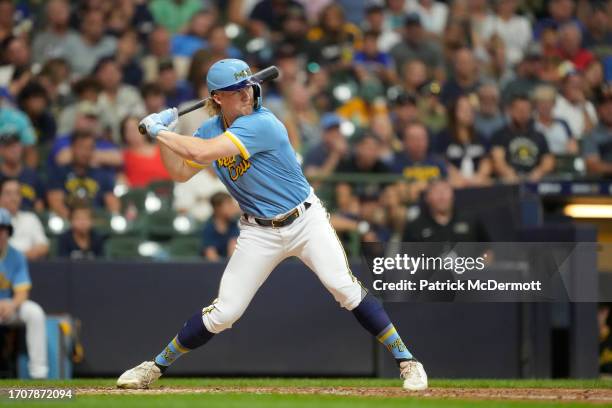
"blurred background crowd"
0,0,611,261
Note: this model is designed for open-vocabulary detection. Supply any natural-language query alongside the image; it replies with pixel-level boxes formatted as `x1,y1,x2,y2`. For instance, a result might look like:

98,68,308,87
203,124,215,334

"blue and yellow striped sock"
154,310,215,371
376,323,413,361
155,336,190,368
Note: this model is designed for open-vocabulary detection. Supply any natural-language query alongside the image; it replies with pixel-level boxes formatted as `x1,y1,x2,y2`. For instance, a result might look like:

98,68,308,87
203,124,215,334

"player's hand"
0,299,16,320
139,113,168,138
157,108,178,131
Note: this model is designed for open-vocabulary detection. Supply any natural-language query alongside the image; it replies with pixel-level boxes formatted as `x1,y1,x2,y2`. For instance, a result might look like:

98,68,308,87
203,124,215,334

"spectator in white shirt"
553,72,598,139
532,85,577,155
405,0,448,37
481,0,532,66
0,178,48,260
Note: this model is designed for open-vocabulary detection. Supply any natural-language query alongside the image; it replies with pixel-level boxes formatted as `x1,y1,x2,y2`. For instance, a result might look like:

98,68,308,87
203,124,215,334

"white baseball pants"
202,191,364,334
1,300,48,378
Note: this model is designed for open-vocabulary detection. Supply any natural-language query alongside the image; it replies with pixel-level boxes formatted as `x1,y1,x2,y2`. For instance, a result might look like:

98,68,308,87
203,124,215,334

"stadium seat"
166,236,202,260
103,236,143,259
143,209,178,241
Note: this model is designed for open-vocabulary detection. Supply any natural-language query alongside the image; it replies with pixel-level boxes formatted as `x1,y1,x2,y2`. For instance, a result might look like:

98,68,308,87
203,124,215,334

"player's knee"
202,303,244,333
20,301,46,324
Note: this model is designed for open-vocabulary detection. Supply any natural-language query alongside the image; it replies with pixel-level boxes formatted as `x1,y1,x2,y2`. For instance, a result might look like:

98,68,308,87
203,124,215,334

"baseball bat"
138,65,281,135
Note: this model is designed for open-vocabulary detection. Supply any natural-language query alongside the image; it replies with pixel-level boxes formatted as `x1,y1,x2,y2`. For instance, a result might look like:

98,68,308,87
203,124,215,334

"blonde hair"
204,97,222,116
531,85,557,102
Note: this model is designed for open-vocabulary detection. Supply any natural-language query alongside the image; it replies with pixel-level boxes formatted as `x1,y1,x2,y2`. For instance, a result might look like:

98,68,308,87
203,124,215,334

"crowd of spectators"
0,0,611,259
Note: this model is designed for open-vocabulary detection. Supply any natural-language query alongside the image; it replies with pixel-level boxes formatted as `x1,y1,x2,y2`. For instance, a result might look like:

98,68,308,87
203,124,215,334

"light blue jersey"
0,245,31,299
194,107,311,218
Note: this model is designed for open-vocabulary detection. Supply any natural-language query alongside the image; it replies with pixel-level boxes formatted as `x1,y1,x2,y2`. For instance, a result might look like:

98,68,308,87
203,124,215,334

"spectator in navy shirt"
202,192,240,261
58,201,105,260
434,95,492,187
491,94,555,182
0,134,44,212
47,131,120,219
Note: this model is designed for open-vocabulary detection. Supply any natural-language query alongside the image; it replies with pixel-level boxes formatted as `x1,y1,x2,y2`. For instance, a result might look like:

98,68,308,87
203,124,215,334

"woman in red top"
120,116,171,187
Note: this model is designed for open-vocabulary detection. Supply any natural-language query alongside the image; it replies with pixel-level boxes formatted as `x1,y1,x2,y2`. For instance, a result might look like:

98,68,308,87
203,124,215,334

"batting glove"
139,113,168,138
157,108,178,131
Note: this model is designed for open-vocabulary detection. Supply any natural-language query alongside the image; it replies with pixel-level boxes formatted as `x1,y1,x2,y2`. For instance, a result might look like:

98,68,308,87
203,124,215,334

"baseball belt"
251,202,312,228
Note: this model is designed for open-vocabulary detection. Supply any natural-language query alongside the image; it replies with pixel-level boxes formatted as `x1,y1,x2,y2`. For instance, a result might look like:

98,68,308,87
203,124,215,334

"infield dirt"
72,386,612,403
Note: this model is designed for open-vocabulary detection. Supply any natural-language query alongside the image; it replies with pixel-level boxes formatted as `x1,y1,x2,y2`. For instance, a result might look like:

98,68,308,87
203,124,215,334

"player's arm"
157,130,240,164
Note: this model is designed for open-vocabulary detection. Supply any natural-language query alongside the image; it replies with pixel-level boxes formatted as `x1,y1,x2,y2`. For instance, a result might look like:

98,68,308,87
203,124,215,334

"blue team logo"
217,156,251,181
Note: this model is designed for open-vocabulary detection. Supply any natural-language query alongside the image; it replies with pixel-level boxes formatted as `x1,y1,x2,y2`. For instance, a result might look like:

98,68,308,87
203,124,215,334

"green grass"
0,378,610,408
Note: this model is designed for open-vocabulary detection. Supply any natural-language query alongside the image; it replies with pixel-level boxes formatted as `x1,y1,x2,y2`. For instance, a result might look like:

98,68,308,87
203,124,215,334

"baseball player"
0,207,48,378
117,59,427,390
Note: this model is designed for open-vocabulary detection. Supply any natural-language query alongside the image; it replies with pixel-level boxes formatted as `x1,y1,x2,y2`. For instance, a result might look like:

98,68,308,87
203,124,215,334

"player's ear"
212,92,222,106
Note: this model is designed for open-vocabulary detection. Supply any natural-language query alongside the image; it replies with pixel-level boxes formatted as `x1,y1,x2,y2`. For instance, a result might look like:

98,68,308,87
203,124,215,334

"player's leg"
293,199,427,390
14,300,49,379
118,222,284,388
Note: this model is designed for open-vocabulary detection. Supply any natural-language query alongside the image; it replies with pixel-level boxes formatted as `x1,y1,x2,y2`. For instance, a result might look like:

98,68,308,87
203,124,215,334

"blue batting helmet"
0,208,13,236
207,59,262,109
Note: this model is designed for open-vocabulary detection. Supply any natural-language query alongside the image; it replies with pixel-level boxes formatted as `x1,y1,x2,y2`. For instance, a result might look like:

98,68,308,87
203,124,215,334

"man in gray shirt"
390,13,444,81
583,83,612,176
68,9,117,76
31,0,80,65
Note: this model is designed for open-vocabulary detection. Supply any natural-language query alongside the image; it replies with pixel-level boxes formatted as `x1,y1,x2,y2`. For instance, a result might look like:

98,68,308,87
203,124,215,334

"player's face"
216,86,254,119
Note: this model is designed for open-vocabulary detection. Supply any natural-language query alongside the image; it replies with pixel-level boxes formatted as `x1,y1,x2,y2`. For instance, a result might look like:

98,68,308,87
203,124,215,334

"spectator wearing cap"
0,207,48,379
0,178,48,260
532,85,577,155
479,0,532,66
474,83,506,141
17,81,56,145
553,72,598,139
491,94,555,182
149,0,206,34
68,9,117,75
95,57,146,143
405,0,449,38
501,44,546,106
582,83,612,176
390,92,419,139
434,95,492,187
361,0,401,53
390,13,445,81
440,47,481,107
304,113,350,179
0,134,44,212
31,0,80,65
47,130,120,219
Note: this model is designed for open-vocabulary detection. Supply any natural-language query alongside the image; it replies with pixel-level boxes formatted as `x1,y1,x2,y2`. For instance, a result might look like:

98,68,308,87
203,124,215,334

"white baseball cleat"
400,360,428,391
117,361,162,389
